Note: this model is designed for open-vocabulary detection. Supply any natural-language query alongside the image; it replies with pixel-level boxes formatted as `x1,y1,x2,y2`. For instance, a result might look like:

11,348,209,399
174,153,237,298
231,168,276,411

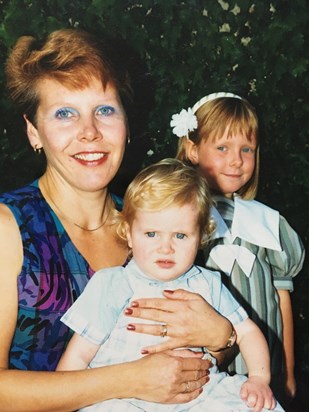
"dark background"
0,1,308,410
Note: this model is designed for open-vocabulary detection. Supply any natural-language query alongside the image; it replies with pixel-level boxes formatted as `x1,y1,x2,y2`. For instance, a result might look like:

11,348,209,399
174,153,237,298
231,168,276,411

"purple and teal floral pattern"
0,181,122,371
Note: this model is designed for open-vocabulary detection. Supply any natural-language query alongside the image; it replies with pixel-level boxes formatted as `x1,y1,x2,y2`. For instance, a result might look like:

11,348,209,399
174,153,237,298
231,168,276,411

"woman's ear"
23,114,43,150
185,139,199,165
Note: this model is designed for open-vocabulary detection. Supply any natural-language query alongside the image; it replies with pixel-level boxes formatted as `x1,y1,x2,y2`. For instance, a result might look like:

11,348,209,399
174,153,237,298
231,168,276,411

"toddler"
57,158,283,412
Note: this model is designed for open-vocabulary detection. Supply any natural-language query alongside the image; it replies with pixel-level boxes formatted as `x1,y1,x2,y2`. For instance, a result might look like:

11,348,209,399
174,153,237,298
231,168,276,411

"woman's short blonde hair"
5,28,132,124
176,97,259,199
117,158,215,247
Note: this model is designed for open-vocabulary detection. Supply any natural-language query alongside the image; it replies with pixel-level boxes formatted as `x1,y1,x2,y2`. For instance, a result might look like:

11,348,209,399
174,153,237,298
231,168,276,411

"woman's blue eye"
175,233,186,239
97,105,115,116
55,108,75,119
146,232,156,238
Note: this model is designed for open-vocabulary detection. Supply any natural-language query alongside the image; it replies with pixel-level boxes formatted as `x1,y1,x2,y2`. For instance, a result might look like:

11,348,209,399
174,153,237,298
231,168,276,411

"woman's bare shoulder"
0,202,19,228
0,203,23,271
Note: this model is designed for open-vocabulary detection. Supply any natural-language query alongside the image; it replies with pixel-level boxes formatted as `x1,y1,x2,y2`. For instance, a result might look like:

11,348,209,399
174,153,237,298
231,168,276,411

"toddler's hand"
240,376,276,412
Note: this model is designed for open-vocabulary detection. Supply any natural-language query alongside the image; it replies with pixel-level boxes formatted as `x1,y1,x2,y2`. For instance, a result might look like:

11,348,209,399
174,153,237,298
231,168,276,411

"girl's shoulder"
234,196,280,223
212,196,281,250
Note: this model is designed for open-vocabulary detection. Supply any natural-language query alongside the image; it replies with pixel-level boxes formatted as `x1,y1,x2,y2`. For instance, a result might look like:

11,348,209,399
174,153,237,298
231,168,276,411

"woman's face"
26,77,127,192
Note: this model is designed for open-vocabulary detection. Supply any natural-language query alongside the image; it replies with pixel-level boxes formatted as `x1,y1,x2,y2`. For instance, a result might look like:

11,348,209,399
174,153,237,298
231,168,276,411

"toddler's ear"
124,222,133,248
185,139,199,165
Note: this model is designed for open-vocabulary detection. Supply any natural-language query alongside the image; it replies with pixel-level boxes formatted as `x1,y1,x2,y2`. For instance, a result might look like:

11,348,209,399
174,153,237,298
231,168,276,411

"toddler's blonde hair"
117,158,215,247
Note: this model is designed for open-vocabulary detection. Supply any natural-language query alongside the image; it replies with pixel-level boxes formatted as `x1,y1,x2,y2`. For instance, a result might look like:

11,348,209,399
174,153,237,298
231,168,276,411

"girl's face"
25,77,127,193
126,203,201,281
187,128,257,198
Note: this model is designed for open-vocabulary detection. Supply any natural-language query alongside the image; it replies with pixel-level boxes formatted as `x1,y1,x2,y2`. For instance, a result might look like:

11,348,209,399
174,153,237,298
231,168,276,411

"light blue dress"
61,259,284,411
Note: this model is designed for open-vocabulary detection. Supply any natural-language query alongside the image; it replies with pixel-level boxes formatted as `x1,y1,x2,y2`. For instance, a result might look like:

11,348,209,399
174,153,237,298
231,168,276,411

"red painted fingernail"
164,289,174,294
127,324,135,330
125,308,133,315
141,349,149,354
130,301,139,307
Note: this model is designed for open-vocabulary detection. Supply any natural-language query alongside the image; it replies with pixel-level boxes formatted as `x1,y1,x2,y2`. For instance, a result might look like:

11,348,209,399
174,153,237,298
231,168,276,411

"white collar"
211,195,281,251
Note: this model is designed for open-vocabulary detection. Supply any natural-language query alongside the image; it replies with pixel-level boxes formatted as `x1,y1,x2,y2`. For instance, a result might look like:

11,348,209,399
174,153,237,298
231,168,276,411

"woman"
0,29,234,411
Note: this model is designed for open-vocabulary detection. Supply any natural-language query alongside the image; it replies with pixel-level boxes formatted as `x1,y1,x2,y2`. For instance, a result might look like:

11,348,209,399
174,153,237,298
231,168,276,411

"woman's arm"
1,354,211,412
125,288,236,365
278,289,296,399
0,206,211,411
0,204,23,372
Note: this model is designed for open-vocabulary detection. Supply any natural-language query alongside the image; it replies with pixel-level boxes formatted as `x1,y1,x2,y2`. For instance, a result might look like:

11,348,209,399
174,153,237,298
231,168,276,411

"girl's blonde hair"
117,158,215,247
176,97,259,199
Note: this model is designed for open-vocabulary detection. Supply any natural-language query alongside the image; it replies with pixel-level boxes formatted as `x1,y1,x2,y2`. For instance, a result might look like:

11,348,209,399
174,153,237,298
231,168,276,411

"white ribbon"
209,244,256,277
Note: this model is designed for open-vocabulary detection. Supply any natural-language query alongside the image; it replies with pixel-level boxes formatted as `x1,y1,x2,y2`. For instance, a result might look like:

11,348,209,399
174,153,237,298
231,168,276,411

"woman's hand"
130,352,211,404
125,288,232,354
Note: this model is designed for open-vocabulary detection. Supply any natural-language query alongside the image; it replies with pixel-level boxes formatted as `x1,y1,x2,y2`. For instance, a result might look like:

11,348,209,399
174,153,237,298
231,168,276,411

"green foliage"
0,0,308,379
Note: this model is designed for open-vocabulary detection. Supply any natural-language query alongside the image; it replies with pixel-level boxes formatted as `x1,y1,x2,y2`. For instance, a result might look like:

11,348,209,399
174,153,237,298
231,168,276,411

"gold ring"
160,324,168,338
184,381,190,393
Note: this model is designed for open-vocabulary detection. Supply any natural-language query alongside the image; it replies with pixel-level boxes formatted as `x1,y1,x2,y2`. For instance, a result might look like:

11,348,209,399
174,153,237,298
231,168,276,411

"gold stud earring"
34,144,42,155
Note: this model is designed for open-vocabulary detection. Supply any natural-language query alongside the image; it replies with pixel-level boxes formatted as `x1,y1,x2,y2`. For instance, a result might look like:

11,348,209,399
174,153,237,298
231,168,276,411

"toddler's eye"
55,108,76,119
146,232,156,238
96,105,115,116
175,233,186,239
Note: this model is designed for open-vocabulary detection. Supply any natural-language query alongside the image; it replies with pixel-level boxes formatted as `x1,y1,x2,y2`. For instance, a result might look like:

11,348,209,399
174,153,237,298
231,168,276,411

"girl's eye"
217,146,227,152
175,233,186,239
242,147,255,153
96,105,115,116
146,232,156,238
55,108,76,119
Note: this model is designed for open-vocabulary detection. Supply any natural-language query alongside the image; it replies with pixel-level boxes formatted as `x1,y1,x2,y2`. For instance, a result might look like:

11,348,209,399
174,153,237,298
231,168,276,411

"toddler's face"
126,203,200,281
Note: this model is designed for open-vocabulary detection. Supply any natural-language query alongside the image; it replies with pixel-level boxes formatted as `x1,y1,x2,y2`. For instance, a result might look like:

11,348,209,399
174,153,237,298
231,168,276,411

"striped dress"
203,195,305,378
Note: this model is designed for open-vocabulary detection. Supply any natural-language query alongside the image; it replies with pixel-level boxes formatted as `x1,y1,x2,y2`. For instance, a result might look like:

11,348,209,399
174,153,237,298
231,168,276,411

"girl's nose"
229,150,243,167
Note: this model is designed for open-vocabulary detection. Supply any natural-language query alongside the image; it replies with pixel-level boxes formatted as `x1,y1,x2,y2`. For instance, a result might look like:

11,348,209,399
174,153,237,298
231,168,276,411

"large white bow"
209,244,256,277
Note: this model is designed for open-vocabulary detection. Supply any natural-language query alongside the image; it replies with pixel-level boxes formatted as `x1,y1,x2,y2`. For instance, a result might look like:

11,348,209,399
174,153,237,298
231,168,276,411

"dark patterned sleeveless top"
0,180,123,371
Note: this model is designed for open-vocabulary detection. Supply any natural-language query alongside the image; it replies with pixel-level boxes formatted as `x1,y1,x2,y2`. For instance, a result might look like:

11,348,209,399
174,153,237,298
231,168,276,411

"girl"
171,92,305,405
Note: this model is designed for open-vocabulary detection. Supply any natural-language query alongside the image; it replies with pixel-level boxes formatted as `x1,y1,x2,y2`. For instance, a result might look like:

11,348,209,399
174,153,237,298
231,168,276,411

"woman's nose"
78,118,102,141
